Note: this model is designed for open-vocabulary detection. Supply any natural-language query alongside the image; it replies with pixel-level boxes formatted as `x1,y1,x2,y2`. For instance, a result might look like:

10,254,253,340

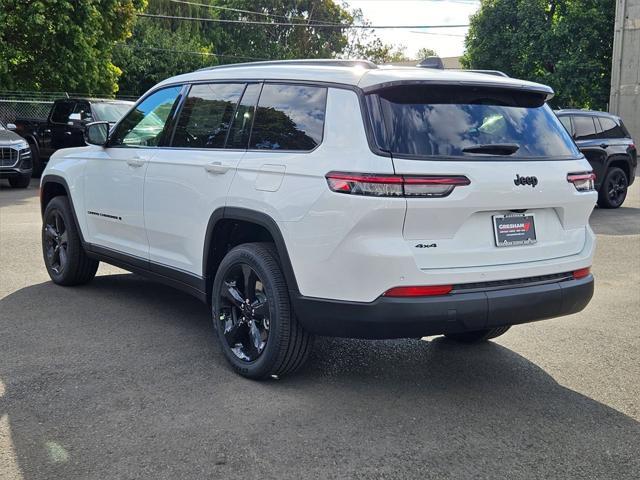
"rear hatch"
366,84,596,270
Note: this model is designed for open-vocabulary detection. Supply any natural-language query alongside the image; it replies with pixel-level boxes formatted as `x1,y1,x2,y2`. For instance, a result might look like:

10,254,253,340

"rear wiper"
462,143,520,155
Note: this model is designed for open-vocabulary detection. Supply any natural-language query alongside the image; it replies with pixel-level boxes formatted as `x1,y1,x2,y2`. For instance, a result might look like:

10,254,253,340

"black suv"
556,110,637,208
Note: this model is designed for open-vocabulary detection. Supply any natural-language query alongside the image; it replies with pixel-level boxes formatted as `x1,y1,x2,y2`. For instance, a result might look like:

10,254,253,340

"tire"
8,173,31,188
444,326,511,344
30,143,44,178
212,242,313,379
597,167,628,209
42,196,99,286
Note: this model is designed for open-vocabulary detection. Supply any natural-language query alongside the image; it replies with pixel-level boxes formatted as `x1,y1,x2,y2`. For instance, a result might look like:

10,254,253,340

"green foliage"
0,0,146,95
416,47,438,60
462,0,615,110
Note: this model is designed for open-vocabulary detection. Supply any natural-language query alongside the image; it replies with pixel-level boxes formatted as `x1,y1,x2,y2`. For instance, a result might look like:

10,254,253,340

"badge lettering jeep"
514,174,538,187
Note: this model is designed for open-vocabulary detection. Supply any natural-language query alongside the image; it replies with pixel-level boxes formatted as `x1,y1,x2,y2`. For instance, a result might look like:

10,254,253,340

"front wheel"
598,167,628,209
42,196,99,285
212,243,313,379
444,326,511,343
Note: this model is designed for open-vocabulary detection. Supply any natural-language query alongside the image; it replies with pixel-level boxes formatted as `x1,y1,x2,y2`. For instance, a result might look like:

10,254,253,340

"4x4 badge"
514,174,538,187
415,243,437,249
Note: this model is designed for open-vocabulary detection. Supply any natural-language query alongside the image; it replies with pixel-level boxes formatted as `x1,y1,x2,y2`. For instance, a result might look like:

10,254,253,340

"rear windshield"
368,85,580,159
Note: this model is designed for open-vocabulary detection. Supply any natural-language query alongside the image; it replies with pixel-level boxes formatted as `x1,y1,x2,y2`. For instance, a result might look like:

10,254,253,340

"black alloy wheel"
44,209,69,275
218,263,271,362
605,168,628,208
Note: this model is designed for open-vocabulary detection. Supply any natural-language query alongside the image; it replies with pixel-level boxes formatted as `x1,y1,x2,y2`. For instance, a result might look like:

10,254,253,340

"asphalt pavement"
1,178,639,479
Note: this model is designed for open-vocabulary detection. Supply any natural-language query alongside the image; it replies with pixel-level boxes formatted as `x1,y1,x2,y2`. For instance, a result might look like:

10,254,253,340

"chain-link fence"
0,91,138,125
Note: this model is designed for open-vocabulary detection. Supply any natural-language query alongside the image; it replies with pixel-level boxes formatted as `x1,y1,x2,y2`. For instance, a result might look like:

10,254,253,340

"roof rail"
453,69,510,78
197,59,378,72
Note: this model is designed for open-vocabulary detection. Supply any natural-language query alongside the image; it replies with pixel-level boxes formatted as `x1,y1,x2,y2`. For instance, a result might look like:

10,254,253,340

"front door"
83,86,183,260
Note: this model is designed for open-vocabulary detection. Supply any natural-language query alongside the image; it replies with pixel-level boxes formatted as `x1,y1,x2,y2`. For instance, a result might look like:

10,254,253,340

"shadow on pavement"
0,180,39,208
1,274,639,479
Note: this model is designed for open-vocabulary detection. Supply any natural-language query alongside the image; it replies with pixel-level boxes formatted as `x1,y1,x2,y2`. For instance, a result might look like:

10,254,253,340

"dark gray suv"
556,110,637,208
0,121,32,188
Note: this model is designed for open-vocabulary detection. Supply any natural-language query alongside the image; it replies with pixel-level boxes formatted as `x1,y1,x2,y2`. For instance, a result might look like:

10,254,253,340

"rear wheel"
8,173,31,188
598,167,628,209
444,326,511,343
42,196,99,285
212,243,313,379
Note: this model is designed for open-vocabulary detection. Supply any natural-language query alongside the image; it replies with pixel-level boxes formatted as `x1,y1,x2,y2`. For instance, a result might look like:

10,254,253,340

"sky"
346,0,481,58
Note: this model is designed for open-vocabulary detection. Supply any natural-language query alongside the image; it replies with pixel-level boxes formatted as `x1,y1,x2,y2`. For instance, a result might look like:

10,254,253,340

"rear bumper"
293,275,594,339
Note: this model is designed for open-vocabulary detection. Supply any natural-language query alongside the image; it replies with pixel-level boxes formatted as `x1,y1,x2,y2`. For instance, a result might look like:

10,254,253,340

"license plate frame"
493,213,537,247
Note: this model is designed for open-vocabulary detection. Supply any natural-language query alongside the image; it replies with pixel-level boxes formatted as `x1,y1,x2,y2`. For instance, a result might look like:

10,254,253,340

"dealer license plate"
493,213,537,247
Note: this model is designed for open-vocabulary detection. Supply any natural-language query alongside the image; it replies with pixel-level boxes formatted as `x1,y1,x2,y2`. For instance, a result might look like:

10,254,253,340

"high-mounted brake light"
572,267,591,280
326,172,470,198
567,172,595,192
383,285,453,297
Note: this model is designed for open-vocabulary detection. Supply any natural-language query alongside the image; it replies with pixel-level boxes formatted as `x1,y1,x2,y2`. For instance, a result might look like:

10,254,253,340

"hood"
0,129,27,145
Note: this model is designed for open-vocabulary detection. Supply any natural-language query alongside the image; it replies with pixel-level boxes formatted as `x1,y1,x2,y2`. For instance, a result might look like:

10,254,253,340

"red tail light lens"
326,172,470,198
567,172,595,192
572,267,591,280
383,285,453,297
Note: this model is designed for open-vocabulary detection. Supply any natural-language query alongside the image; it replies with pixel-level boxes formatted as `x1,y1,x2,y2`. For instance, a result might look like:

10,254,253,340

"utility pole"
609,0,640,141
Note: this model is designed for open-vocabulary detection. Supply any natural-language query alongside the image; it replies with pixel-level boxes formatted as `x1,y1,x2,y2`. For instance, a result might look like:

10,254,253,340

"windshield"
368,85,580,159
93,103,133,123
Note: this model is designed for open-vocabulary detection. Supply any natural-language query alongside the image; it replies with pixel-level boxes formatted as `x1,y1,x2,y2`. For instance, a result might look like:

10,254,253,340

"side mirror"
84,121,110,146
6,123,16,130
68,113,82,122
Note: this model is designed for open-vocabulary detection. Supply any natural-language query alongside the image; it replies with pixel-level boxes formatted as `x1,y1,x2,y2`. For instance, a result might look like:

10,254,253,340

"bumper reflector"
572,267,591,280
383,285,453,297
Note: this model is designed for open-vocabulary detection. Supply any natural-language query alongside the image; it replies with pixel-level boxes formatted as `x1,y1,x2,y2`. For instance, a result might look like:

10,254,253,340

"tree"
114,1,408,94
416,47,438,60
0,0,146,95
461,0,615,110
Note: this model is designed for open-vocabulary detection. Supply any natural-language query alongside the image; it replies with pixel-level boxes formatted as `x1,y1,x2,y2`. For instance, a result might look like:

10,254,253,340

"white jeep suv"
40,60,596,379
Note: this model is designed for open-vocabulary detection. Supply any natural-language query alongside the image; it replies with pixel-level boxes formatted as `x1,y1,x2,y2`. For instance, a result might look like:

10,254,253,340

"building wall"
610,0,640,141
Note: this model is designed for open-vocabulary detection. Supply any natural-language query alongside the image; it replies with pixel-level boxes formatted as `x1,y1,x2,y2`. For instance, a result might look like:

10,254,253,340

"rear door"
143,82,253,275
368,85,596,270
48,100,76,155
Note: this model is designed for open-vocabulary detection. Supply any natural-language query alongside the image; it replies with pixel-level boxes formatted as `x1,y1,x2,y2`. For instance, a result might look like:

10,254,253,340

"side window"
249,84,327,151
573,116,598,140
172,83,245,148
109,86,182,147
226,83,261,149
559,116,572,135
50,102,75,124
598,117,626,139
71,102,92,123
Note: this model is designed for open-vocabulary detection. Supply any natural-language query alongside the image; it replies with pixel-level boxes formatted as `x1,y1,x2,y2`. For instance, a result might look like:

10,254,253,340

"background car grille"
0,147,19,167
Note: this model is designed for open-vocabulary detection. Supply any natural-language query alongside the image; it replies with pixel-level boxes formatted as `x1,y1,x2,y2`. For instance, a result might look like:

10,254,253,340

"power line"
168,0,344,26
137,13,469,29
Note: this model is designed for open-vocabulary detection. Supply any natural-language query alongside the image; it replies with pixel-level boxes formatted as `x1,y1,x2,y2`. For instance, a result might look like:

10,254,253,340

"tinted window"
559,116,572,135
50,102,75,124
110,86,182,147
72,101,92,122
249,84,327,151
573,116,598,140
172,83,244,148
598,117,627,139
226,84,261,149
371,85,579,158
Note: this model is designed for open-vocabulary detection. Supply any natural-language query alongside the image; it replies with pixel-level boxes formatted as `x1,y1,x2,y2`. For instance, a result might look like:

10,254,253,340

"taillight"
567,172,595,192
383,285,453,297
326,172,470,198
572,267,591,280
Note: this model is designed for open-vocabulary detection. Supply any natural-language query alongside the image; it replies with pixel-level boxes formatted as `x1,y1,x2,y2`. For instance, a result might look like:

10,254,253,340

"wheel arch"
40,175,86,244
606,155,631,182
203,207,300,303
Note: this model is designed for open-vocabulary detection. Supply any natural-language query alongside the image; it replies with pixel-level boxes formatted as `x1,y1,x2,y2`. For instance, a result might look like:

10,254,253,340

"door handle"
126,157,145,168
204,161,229,174
600,143,609,149
64,131,72,136
43,129,51,134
